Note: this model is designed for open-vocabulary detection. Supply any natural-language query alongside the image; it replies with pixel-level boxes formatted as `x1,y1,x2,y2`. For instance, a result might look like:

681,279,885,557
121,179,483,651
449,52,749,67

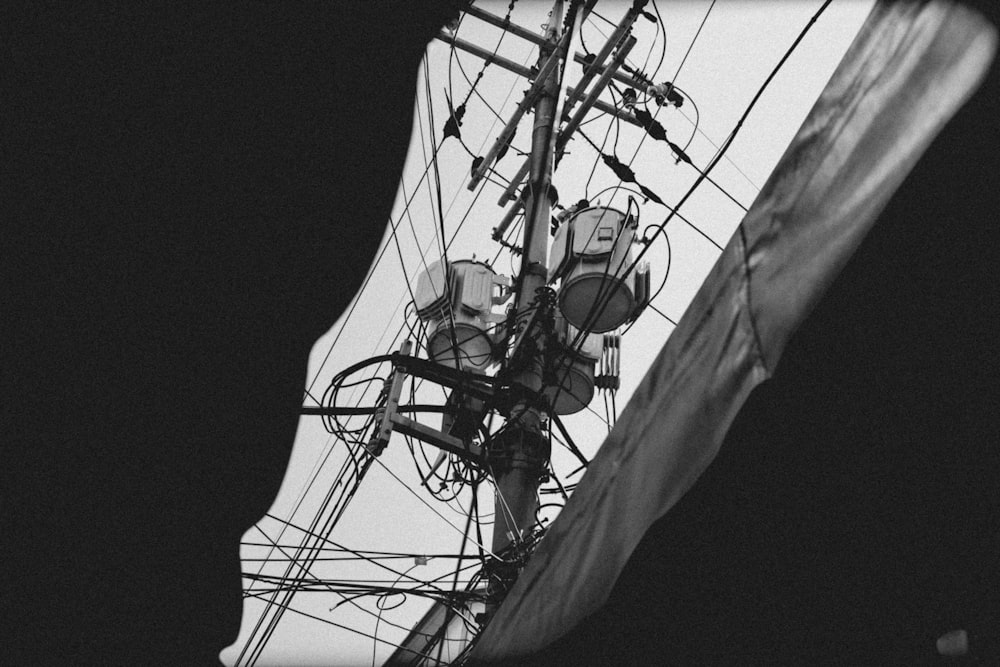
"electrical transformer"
413,259,509,372
540,312,603,415
548,206,649,333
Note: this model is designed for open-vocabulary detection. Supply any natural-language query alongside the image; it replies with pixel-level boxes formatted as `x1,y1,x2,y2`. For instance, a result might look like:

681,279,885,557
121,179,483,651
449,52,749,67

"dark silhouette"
5,2,997,665
5,3,461,664
494,2,1000,665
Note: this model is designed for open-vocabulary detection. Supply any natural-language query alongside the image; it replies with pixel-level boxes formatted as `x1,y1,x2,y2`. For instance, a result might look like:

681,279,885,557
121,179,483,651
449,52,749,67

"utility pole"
392,0,644,624
489,0,565,586
367,2,653,654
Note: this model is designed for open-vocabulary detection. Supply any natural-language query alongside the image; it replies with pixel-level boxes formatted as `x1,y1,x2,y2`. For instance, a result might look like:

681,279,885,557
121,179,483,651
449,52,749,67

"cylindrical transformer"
548,206,638,333
539,314,602,415
414,259,507,372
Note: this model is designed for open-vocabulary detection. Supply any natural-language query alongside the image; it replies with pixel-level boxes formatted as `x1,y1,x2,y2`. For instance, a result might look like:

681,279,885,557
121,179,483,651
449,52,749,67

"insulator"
611,334,622,378
595,333,621,391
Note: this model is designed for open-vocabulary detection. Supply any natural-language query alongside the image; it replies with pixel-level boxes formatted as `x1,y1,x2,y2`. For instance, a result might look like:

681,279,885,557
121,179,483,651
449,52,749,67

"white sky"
221,1,875,665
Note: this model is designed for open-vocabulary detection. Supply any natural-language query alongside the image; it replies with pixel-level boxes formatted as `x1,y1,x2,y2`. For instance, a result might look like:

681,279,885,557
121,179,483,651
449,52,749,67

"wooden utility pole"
489,0,565,565
376,2,651,655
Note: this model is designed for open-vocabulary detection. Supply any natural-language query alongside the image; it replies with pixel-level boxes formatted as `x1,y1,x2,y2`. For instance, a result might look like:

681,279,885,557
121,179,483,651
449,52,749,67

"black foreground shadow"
5,2,998,665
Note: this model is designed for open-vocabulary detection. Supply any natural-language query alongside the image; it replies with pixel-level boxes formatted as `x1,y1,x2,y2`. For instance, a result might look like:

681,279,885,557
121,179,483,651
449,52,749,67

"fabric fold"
470,2,996,660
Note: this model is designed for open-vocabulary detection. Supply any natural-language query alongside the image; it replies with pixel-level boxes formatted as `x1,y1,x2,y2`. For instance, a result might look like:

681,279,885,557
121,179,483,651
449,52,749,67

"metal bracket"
366,340,413,456
389,414,484,464
363,341,488,464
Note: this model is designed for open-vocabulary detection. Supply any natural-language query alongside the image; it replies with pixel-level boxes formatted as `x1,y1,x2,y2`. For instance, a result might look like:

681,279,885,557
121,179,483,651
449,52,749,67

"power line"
648,302,677,326
623,0,837,294
368,452,504,561
670,0,716,84
266,2,836,658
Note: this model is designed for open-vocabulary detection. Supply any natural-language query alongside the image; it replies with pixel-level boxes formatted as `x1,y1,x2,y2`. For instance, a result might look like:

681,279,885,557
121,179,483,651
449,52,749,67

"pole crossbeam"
436,32,642,131
462,1,647,238
457,2,645,90
468,33,568,190
498,34,637,207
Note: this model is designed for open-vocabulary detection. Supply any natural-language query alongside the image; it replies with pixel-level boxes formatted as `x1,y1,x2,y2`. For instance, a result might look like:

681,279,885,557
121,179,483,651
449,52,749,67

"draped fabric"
470,2,997,660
